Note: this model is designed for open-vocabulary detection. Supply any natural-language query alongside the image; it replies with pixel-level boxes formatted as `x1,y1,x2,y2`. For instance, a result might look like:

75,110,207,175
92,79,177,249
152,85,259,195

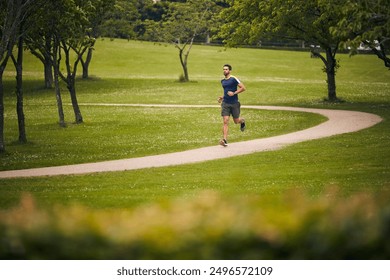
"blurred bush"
1,189,389,259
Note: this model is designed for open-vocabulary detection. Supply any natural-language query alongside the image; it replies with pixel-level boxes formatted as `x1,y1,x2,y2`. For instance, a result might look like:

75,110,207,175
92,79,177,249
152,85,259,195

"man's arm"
235,82,246,95
227,82,246,96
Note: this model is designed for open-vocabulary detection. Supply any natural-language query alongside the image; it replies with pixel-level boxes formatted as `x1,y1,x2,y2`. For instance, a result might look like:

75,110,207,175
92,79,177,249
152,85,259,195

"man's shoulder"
229,75,241,83
222,76,240,81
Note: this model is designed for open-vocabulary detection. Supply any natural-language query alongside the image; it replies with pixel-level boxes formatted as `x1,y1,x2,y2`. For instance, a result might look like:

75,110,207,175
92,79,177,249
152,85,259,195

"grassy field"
1,39,389,206
0,39,389,259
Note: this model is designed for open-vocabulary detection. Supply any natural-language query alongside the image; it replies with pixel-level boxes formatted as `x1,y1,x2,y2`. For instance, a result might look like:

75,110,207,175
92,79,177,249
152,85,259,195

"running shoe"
219,139,228,147
240,119,246,131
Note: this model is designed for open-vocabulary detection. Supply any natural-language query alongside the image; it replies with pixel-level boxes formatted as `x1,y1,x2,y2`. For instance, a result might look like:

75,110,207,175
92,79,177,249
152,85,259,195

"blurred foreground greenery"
1,189,389,260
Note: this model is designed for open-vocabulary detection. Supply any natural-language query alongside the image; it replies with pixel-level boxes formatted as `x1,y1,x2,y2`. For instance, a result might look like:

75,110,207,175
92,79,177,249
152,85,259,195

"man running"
218,64,246,147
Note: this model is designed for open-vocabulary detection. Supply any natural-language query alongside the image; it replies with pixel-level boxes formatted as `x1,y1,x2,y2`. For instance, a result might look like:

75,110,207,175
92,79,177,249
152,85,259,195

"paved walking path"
0,104,382,179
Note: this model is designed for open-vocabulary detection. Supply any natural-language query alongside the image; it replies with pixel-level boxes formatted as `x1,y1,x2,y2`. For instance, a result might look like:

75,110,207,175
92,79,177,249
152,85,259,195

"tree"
219,0,352,101
135,0,170,40
27,0,96,124
24,0,56,89
10,34,27,143
24,0,68,126
98,0,140,39
58,0,97,124
0,0,34,152
28,37,55,88
161,0,220,82
80,0,115,79
332,0,390,69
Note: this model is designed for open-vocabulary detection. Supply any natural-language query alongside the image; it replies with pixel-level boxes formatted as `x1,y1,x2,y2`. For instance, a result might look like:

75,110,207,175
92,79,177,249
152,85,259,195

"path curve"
0,105,382,179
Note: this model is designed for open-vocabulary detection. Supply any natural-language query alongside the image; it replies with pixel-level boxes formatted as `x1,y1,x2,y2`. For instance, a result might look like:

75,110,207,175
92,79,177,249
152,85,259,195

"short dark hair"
223,64,232,70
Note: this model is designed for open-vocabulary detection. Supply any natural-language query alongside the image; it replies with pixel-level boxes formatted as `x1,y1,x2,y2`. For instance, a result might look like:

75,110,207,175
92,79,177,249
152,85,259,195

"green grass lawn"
1,39,389,209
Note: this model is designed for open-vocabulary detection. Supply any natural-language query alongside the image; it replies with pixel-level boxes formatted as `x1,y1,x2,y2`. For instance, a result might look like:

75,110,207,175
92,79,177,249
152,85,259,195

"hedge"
1,189,389,259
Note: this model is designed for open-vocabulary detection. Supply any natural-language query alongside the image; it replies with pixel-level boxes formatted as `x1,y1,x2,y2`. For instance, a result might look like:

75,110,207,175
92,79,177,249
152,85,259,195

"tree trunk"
179,48,189,82
53,44,66,127
81,46,93,79
311,47,339,102
68,76,83,123
44,56,53,88
14,36,27,143
61,43,83,123
27,38,54,89
0,57,9,153
0,71,5,153
183,63,189,82
44,37,54,88
53,66,66,127
325,48,337,102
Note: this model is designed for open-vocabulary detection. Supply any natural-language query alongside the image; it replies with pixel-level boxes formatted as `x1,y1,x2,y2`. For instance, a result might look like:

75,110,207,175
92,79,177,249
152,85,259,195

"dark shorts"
221,102,241,119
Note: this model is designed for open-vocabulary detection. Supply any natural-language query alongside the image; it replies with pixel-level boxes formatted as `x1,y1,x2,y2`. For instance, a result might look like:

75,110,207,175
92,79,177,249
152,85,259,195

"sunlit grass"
1,102,325,170
1,38,389,209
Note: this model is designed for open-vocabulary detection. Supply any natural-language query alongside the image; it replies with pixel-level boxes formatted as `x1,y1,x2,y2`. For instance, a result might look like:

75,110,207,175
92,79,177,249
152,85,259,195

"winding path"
0,104,382,179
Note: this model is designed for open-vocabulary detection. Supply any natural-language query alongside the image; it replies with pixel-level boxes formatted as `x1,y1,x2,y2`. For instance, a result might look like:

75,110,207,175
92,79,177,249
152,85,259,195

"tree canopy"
331,0,390,69
160,0,221,81
219,0,359,101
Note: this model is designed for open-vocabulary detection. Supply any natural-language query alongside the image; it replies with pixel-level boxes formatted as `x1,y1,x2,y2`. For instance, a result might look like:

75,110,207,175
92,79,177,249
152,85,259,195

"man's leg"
220,103,231,146
232,103,245,131
233,117,244,124
233,117,245,131
222,115,230,140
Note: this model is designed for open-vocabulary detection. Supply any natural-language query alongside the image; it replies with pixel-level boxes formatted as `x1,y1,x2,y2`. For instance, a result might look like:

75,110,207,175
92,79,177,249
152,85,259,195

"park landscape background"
0,39,389,259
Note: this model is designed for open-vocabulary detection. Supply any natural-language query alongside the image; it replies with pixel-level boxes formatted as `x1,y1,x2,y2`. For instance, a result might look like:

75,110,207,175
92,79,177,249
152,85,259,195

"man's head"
223,64,232,77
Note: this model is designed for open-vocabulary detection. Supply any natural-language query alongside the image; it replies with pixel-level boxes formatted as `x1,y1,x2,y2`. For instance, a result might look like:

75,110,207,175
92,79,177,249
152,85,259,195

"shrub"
1,189,389,259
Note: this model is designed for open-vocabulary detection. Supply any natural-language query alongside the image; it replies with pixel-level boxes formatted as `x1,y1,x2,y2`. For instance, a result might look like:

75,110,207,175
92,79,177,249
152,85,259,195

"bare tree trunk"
325,48,338,102
0,0,32,152
13,35,27,143
325,48,337,102
27,38,54,89
61,44,83,124
81,45,93,79
53,42,66,127
0,69,5,153
311,47,339,102
0,56,9,153
44,56,53,88
53,67,66,127
43,37,54,88
178,48,189,82
67,76,83,123
177,35,195,82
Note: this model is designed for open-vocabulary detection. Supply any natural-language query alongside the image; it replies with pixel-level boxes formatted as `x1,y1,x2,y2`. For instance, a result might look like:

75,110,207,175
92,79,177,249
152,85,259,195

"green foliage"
219,0,347,47
331,0,390,68
1,190,389,259
161,0,219,42
158,0,222,81
218,0,358,101
98,0,140,39
332,0,390,49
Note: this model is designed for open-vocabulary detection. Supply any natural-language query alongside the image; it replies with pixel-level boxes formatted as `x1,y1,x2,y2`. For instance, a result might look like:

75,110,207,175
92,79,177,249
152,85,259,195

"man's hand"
227,91,235,96
217,96,223,103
